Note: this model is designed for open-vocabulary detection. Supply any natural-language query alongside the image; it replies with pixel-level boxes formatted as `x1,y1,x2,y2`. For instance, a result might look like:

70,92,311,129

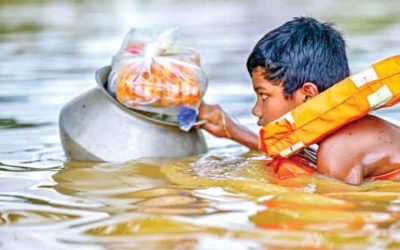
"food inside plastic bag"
108,28,208,116
115,60,201,107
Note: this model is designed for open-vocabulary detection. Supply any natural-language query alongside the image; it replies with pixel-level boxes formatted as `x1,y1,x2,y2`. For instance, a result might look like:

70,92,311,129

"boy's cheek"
258,115,272,127
260,99,290,125
259,106,274,125
261,108,290,126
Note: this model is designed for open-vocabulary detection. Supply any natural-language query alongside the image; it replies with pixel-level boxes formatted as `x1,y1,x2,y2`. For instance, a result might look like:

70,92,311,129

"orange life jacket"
259,55,400,158
268,154,316,180
268,154,400,181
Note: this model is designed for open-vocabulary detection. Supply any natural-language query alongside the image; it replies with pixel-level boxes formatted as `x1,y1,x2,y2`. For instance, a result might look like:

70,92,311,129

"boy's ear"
301,82,319,99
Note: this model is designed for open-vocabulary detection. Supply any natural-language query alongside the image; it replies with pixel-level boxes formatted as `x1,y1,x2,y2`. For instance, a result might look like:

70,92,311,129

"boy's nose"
252,104,263,118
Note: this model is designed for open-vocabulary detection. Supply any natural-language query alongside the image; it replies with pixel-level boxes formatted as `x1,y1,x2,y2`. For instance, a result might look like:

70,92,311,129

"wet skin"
317,115,400,185
198,66,400,185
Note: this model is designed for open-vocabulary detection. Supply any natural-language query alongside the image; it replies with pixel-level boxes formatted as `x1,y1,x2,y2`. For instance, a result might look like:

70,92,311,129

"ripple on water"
0,118,52,130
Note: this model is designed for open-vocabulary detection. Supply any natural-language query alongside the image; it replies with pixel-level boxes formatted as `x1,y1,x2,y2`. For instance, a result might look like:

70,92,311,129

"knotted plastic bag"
108,28,208,129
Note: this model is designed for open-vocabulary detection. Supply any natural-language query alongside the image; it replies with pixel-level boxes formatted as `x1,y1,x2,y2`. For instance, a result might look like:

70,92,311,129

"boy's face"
251,66,303,126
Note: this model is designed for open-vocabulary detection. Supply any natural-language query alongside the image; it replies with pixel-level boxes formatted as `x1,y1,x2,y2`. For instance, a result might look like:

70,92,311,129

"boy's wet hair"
246,17,349,96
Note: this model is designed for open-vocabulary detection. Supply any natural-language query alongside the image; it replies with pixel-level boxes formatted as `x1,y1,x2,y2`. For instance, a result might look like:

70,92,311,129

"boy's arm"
197,103,260,150
316,124,365,185
315,116,395,185
316,115,400,185
317,148,363,185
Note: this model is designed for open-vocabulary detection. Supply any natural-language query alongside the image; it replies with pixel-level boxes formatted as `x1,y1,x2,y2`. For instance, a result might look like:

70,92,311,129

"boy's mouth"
257,118,263,126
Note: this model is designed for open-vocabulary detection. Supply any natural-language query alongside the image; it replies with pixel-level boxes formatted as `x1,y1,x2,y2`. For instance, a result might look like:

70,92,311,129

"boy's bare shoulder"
316,115,400,185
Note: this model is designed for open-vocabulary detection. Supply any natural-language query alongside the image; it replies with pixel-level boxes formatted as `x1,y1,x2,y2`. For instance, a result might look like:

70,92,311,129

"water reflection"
0,118,51,129
50,154,400,248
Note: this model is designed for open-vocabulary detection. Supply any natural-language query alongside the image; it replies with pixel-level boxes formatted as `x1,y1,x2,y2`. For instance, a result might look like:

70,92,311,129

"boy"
198,17,400,185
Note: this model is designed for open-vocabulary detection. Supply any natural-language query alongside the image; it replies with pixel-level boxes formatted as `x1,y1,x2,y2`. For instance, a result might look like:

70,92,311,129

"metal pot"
59,66,207,162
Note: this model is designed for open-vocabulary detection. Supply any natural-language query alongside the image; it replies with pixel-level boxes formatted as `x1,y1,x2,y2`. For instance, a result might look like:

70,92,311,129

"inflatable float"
260,55,400,158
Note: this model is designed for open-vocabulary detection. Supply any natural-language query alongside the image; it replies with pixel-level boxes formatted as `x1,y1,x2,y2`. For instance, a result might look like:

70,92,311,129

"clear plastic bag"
108,28,208,120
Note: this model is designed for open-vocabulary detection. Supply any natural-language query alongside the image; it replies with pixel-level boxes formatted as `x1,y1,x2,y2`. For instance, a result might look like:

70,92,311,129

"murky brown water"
1,0,400,249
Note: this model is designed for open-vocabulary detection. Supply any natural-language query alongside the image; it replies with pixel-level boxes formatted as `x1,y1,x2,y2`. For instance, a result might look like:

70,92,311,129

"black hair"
246,17,349,96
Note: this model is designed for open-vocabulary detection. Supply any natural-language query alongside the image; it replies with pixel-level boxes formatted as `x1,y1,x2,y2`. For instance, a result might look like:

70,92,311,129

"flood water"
1,0,400,249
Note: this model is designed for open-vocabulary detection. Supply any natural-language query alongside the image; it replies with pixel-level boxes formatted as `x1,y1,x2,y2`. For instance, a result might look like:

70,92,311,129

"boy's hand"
197,102,261,151
197,103,234,138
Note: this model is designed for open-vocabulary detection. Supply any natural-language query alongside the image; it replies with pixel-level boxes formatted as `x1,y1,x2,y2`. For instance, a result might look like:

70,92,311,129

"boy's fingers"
198,107,223,124
198,102,209,113
197,110,216,123
199,103,220,115
193,120,206,126
201,123,218,134
192,120,206,130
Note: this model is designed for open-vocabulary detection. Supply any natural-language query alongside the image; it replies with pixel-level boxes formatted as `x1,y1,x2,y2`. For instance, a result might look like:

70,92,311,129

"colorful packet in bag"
108,28,208,129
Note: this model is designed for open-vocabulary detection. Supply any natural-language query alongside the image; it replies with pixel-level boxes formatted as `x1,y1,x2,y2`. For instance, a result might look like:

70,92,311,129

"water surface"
1,0,400,249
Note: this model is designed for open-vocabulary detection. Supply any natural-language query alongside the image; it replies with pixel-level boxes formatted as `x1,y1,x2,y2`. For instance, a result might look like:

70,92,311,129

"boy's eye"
260,93,268,101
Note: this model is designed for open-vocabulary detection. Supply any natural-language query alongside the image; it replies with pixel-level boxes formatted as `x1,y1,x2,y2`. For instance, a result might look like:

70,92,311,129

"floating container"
59,66,207,162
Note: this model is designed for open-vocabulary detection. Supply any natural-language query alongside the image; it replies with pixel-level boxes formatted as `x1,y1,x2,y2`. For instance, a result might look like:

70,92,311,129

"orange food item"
108,28,207,110
260,55,400,158
115,61,201,107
